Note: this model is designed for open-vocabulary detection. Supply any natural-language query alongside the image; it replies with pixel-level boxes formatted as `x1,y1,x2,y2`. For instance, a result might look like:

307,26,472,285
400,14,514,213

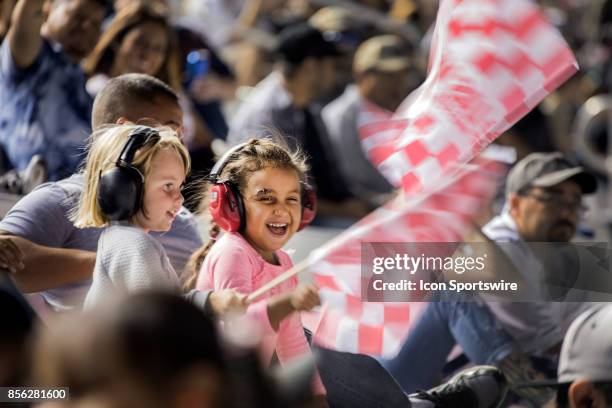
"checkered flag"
307,0,578,357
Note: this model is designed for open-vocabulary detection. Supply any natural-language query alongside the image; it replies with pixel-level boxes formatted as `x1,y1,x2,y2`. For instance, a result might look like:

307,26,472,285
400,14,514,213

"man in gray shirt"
482,152,601,355
0,73,243,314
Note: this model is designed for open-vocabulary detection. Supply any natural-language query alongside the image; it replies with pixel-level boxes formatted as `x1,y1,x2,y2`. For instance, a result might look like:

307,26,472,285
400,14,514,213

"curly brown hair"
183,137,309,290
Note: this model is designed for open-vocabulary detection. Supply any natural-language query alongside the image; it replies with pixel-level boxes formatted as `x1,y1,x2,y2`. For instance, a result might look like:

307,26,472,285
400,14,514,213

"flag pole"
246,257,312,303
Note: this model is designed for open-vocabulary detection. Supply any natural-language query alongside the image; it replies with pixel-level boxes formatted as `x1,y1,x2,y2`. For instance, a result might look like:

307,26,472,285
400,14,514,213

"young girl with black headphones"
185,138,327,400
73,124,210,310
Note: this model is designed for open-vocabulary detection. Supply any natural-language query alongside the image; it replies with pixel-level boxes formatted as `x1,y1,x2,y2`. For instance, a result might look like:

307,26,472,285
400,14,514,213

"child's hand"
209,289,248,315
0,236,25,274
289,284,320,312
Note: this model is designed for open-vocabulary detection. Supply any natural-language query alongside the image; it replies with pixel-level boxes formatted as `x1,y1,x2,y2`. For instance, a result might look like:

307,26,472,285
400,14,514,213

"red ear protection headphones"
208,142,317,232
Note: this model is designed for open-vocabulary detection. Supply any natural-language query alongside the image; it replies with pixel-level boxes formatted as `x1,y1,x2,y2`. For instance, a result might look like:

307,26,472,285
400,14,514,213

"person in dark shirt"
229,23,370,222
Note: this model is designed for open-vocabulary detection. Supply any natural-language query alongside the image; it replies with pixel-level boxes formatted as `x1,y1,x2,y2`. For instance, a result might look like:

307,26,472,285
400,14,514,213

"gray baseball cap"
505,152,597,196
515,305,612,388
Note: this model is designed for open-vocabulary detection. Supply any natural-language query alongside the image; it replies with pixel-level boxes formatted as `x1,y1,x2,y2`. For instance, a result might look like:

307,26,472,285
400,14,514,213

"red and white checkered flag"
358,0,577,194
307,0,578,357
308,159,503,356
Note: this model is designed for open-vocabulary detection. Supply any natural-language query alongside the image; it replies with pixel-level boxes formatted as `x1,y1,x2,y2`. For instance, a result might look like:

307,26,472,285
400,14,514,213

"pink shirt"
196,232,325,394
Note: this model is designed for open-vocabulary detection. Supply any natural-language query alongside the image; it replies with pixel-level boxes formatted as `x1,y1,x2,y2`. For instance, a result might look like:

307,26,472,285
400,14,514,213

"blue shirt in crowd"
0,40,93,180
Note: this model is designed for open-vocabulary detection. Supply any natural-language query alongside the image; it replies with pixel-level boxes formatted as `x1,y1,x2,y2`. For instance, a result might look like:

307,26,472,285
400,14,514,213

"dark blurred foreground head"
0,287,34,388
32,292,227,408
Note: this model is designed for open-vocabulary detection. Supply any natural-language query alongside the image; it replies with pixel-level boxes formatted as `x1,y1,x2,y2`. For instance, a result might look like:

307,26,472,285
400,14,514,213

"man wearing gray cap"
516,304,612,407
383,152,601,404
477,152,605,405
494,152,597,243
483,152,599,357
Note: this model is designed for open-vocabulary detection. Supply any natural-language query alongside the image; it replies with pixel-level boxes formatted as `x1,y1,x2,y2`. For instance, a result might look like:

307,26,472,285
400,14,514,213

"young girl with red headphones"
186,138,327,400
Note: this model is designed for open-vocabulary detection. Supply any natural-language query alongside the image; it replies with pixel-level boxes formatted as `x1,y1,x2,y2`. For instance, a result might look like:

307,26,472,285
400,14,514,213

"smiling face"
44,0,105,62
111,21,169,77
241,167,302,263
134,148,186,232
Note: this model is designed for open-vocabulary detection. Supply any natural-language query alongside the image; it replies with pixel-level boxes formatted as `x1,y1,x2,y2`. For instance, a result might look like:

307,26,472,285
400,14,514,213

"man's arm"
1,234,95,293
7,0,44,69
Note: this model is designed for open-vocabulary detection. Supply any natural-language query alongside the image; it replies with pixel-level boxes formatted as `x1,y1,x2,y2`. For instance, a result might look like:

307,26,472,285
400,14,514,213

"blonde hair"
73,124,190,228
183,137,308,290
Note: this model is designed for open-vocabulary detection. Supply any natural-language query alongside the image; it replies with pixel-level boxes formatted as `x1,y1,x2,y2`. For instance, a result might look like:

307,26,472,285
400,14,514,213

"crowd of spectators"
1,0,611,407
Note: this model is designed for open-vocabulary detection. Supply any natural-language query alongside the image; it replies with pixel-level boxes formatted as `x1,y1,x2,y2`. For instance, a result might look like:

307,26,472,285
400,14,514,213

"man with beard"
490,152,595,242
483,152,599,359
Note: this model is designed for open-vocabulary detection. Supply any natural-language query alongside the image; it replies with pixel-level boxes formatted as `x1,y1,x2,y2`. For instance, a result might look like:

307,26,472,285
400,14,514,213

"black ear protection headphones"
208,142,317,232
97,126,161,221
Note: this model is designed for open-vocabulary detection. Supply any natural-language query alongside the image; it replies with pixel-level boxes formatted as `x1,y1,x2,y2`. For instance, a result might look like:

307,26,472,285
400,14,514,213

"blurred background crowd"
1,0,612,407
0,0,609,225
